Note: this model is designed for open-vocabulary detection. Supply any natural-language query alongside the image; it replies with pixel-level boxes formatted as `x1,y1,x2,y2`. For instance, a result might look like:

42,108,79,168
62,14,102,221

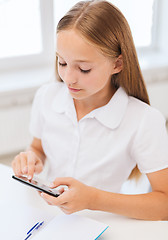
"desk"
0,164,168,240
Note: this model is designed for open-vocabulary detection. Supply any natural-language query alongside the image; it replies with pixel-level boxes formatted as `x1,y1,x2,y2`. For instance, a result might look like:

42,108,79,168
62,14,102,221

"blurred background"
0,0,168,171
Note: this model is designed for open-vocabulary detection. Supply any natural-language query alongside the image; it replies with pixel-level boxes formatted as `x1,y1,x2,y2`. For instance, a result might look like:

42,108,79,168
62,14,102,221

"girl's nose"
63,67,77,85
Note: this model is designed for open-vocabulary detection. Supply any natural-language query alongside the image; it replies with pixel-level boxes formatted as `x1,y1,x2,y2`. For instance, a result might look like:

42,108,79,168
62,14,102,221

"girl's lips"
68,87,81,92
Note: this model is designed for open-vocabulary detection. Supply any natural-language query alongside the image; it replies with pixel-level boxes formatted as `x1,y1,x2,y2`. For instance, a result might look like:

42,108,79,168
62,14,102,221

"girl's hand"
12,150,43,180
40,177,96,214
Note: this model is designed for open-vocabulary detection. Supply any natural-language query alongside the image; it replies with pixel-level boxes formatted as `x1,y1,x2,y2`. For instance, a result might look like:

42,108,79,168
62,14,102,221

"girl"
12,0,168,220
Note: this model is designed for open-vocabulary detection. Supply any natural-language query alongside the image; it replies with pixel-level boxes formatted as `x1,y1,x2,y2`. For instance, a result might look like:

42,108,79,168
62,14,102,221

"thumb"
50,177,74,188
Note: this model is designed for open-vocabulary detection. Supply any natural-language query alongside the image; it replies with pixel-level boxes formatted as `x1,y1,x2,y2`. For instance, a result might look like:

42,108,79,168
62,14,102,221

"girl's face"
56,29,121,102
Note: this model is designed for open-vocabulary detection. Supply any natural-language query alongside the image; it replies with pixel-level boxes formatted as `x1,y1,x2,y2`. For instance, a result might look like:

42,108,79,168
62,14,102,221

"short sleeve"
131,107,168,173
29,84,47,139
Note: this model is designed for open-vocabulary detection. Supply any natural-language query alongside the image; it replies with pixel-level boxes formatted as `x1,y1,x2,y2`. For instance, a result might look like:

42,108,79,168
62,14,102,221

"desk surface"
0,164,167,240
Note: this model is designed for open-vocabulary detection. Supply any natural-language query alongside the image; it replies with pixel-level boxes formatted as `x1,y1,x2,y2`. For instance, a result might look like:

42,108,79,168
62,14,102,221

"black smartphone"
12,175,60,197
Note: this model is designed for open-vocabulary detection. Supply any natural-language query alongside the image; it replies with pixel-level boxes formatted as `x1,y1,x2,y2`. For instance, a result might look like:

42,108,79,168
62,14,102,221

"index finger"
27,152,36,180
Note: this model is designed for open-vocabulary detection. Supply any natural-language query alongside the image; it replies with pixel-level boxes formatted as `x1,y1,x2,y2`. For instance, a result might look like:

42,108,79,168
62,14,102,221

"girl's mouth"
68,87,81,92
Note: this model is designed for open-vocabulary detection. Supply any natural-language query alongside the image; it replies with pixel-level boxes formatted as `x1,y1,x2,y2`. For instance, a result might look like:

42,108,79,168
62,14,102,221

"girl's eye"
80,68,91,74
59,62,67,67
58,62,91,74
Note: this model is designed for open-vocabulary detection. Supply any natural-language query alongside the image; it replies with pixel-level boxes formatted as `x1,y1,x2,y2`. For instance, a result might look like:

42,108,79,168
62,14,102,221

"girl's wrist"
87,186,100,211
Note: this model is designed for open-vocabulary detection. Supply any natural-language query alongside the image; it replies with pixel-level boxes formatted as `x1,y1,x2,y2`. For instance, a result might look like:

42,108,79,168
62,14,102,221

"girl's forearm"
89,188,168,220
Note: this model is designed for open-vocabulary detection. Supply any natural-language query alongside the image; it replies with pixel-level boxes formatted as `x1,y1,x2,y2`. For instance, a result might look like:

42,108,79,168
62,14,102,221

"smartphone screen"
12,175,60,197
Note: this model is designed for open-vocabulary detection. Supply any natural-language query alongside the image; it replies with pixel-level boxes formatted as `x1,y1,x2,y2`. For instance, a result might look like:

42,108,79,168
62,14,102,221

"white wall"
0,67,53,156
147,80,168,120
0,104,32,155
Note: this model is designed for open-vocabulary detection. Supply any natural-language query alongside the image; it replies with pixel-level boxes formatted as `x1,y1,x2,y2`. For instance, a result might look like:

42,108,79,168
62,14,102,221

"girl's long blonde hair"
56,0,150,180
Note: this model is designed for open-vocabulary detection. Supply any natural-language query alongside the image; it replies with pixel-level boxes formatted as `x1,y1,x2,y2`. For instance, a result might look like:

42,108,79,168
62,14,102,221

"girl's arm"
41,168,168,221
90,168,168,220
28,137,46,164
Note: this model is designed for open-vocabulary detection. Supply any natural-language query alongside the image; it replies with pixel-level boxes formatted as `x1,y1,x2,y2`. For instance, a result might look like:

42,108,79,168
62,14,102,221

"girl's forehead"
56,29,106,62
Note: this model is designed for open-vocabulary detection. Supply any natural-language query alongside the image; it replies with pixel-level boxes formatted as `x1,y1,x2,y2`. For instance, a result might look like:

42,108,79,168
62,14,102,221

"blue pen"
24,233,32,240
35,221,44,230
24,221,44,240
27,222,39,235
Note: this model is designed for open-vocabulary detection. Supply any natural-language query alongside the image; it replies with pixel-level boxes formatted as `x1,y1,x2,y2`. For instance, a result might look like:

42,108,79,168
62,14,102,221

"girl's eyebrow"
56,52,92,63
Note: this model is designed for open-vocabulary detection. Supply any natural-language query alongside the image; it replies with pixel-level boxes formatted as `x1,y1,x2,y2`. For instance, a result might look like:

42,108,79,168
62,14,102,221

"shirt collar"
52,84,129,129
90,87,129,129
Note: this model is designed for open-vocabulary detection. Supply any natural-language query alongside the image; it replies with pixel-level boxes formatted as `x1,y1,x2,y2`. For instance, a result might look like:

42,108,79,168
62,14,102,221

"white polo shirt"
29,81,168,193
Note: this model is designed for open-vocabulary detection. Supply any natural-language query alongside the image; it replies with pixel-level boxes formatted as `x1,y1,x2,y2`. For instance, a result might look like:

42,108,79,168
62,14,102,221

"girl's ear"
113,54,123,74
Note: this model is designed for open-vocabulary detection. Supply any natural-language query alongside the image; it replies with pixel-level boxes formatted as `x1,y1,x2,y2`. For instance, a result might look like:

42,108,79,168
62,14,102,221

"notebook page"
32,214,109,240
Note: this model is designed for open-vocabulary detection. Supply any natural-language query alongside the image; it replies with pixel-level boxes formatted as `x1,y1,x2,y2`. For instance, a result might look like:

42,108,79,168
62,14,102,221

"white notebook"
32,214,109,240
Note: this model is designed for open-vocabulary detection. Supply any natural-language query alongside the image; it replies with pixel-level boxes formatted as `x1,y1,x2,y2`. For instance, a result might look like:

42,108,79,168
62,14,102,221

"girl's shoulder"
128,96,168,174
127,95,166,129
32,81,67,111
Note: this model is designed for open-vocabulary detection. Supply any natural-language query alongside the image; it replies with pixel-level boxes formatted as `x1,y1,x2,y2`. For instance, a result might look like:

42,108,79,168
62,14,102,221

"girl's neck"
73,85,117,121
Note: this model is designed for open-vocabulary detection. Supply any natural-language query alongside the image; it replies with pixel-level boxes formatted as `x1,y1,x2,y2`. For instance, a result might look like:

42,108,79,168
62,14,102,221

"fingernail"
28,175,32,180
